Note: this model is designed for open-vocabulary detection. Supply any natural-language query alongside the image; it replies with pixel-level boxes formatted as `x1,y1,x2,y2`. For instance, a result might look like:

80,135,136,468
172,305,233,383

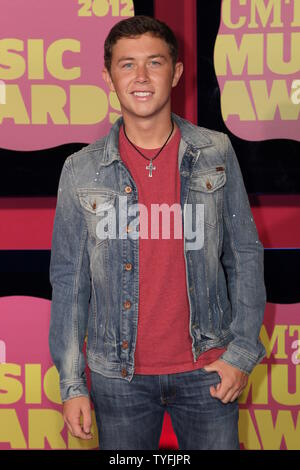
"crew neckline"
121,123,179,152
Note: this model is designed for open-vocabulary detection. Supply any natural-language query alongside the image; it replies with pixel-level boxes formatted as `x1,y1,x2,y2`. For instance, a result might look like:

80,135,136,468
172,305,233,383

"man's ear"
171,61,184,88
102,67,116,92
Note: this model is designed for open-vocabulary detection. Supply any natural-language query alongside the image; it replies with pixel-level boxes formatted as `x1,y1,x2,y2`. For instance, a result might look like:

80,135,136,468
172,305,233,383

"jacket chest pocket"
188,168,226,228
77,189,116,245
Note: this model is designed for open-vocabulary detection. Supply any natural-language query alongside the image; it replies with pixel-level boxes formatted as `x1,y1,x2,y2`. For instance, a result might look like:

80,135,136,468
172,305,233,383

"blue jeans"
90,367,240,450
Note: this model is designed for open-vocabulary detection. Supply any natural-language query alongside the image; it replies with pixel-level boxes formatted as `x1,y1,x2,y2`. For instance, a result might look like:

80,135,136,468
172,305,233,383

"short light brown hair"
104,15,179,74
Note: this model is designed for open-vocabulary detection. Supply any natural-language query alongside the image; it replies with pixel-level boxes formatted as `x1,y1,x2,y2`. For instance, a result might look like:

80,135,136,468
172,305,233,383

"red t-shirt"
119,123,226,374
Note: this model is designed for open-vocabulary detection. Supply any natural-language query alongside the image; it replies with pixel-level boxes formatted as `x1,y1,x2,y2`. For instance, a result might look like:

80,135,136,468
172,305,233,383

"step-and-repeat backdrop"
0,0,300,450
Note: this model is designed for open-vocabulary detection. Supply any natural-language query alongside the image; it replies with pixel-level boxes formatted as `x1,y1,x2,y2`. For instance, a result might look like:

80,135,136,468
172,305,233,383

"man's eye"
150,61,161,66
122,63,133,68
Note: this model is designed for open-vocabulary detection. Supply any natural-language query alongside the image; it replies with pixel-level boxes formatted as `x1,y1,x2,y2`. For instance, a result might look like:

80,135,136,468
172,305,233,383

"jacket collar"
99,112,213,166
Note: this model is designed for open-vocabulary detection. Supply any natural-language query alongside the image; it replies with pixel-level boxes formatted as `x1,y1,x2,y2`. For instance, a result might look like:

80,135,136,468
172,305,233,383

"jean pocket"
199,368,221,382
188,168,226,228
77,189,116,245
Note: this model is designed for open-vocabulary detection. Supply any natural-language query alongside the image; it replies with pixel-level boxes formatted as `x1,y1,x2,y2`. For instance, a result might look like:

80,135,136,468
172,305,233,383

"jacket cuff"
219,343,266,375
60,381,90,403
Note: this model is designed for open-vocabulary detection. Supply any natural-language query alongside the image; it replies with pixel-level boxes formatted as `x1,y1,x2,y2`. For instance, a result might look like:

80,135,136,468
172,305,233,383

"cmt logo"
291,339,300,365
291,80,300,105
0,80,6,104
214,0,300,142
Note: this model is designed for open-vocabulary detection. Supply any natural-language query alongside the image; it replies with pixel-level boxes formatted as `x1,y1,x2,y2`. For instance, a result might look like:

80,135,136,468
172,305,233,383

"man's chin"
121,108,158,120
121,105,169,122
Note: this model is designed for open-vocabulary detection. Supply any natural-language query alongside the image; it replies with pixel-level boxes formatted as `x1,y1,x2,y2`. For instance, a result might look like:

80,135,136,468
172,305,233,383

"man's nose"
135,64,149,82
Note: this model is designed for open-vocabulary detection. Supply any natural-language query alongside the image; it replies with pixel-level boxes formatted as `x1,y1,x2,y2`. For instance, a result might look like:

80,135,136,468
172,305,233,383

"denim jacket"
49,112,266,403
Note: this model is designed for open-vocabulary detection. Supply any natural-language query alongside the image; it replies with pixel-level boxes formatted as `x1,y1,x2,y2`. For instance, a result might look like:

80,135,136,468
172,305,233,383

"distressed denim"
90,368,240,450
48,112,266,403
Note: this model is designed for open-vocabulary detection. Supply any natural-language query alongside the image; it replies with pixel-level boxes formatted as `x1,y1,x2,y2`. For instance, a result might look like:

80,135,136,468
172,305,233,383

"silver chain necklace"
123,119,174,177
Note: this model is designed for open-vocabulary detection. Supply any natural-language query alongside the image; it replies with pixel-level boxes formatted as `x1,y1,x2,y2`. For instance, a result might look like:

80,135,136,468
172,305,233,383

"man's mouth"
132,91,153,98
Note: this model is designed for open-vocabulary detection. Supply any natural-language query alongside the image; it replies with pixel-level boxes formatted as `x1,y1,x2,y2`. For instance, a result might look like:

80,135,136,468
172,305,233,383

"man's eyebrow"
117,57,134,63
147,54,167,60
117,54,167,64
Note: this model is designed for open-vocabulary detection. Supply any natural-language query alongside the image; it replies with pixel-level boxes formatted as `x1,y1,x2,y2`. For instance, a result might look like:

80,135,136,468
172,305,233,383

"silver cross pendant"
146,159,156,177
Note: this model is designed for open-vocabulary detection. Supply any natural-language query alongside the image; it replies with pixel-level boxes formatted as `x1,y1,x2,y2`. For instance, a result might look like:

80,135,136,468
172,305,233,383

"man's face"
102,33,183,120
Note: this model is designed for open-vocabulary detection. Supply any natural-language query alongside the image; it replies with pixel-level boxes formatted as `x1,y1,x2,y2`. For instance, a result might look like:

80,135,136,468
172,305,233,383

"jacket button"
121,368,128,377
122,340,128,349
92,201,97,210
206,181,212,190
125,263,132,271
123,300,131,309
125,186,132,194
126,225,131,233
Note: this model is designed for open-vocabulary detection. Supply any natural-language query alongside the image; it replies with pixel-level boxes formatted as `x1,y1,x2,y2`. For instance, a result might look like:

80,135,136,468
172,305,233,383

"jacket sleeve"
219,134,267,375
48,155,91,403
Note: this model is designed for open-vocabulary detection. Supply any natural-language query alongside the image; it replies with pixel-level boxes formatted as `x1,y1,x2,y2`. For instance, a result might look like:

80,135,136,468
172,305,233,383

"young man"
49,16,266,450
